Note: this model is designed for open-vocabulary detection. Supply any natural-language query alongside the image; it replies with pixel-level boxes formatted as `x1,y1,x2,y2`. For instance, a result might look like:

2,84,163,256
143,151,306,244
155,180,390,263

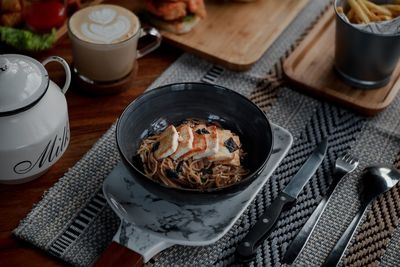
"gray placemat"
14,0,400,266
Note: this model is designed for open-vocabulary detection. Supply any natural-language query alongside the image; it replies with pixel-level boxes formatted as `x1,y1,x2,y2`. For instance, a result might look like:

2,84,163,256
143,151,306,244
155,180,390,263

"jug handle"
42,56,71,94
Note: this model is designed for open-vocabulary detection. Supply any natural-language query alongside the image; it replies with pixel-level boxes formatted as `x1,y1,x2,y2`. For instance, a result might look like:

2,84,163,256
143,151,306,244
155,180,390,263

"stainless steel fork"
334,154,359,179
282,153,359,264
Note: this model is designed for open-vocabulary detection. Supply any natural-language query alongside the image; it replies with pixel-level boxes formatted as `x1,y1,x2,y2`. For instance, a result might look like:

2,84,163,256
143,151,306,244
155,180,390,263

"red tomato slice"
25,0,66,33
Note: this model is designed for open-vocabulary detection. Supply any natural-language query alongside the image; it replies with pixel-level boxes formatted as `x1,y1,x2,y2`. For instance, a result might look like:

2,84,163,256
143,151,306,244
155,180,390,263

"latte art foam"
69,5,139,44
81,12,130,44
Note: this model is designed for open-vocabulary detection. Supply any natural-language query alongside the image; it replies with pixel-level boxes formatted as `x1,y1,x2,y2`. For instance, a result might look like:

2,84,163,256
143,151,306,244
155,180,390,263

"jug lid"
0,54,49,116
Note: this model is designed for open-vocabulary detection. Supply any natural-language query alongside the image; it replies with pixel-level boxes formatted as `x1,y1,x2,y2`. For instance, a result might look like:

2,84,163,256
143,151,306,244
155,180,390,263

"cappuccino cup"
68,4,161,82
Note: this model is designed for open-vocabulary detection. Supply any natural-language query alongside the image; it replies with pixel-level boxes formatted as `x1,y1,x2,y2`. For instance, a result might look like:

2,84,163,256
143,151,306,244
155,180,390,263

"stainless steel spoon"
323,165,400,267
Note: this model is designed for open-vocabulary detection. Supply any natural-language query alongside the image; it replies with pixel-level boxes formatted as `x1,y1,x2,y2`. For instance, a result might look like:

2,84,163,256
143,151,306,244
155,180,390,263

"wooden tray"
283,8,400,116
162,0,309,71
56,0,308,70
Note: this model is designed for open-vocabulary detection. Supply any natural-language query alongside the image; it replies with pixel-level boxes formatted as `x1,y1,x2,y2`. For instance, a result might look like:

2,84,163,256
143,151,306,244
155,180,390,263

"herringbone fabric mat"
343,153,400,267
14,0,400,266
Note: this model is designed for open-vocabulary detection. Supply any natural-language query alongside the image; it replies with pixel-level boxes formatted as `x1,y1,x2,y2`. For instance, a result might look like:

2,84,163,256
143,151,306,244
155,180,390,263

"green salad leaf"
0,27,56,51
183,14,195,22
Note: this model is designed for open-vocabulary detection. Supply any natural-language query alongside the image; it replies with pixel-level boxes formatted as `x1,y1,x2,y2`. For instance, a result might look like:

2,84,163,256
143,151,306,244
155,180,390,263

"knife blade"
235,138,328,262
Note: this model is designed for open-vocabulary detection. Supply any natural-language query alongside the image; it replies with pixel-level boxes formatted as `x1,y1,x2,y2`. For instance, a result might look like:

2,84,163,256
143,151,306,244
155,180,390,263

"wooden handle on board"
94,241,143,267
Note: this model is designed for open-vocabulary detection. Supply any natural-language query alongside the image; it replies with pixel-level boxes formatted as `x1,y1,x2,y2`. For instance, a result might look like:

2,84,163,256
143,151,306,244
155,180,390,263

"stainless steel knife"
235,138,328,262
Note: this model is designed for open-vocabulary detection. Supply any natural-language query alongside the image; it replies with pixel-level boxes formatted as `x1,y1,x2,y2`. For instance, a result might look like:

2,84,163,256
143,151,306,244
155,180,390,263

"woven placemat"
14,0,400,266
343,154,400,267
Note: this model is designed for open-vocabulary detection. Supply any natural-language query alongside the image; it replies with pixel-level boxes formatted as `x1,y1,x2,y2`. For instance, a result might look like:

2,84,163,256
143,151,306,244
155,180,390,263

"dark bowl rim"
115,82,273,194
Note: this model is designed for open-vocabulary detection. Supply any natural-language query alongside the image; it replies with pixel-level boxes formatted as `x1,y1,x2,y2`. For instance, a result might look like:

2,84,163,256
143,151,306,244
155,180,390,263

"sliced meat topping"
208,129,235,162
193,125,219,159
171,124,194,160
154,125,179,159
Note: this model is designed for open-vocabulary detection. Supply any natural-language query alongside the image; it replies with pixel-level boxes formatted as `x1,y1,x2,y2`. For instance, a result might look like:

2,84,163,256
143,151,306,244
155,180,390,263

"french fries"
338,0,400,24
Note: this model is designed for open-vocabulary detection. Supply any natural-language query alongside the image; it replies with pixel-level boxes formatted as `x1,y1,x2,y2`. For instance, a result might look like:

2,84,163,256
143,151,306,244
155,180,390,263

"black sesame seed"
151,141,160,152
176,161,183,173
224,137,239,153
165,169,179,179
201,167,213,175
195,128,210,135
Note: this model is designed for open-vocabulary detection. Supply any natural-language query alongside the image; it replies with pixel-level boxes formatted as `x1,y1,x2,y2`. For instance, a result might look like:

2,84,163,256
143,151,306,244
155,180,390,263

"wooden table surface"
0,34,181,267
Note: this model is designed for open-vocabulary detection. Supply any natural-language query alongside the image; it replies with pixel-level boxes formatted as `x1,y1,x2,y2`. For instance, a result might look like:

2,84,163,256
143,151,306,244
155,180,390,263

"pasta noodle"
136,120,249,190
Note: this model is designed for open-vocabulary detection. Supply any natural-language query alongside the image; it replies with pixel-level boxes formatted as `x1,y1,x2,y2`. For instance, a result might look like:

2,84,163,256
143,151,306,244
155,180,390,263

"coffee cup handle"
42,56,71,94
137,27,162,59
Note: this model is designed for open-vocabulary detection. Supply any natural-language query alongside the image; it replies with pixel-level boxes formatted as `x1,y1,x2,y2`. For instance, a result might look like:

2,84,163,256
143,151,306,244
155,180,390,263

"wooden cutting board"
57,0,308,70
283,8,400,116
56,0,308,70
161,0,309,71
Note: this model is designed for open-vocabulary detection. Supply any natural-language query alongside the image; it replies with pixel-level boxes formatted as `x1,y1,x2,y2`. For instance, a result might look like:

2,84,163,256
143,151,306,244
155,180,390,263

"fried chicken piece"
145,0,206,20
145,0,188,21
1,0,22,12
186,0,206,18
1,12,22,27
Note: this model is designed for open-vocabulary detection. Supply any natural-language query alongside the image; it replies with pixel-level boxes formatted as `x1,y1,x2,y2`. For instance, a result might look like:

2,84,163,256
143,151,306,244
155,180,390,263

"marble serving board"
103,123,293,262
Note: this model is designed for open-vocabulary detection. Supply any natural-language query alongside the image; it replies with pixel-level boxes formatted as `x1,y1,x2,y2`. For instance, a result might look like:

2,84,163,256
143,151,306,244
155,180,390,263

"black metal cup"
334,0,400,89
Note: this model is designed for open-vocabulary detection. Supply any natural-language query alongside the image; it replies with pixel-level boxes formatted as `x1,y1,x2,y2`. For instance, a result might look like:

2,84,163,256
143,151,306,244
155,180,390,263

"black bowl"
116,83,273,205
